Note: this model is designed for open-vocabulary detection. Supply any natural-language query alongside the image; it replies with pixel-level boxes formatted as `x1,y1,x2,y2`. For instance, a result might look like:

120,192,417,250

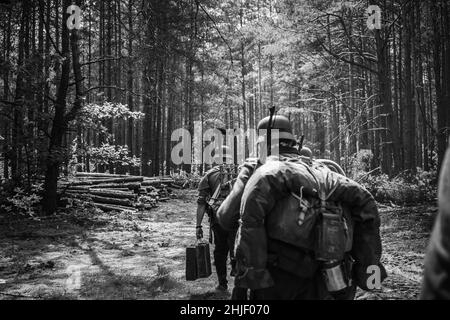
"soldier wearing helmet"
300,147,313,159
218,113,386,300
218,115,300,234
217,114,307,299
196,138,237,292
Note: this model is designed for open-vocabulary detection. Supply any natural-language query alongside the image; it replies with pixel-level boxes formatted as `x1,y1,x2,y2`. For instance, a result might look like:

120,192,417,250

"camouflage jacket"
233,155,386,290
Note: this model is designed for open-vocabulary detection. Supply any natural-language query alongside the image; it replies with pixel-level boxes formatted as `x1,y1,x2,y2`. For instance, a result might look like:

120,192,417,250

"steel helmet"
256,115,296,143
300,147,313,158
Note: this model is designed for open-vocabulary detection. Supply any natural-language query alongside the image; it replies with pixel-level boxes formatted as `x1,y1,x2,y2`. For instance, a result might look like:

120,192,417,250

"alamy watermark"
171,122,281,166
366,265,382,290
66,5,82,30
65,265,82,291
63,4,382,33
367,5,382,30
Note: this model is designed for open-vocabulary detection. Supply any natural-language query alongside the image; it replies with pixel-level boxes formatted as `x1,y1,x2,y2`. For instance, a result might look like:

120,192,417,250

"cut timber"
63,193,133,207
141,178,174,186
58,174,175,212
89,190,136,200
66,189,136,200
143,176,172,181
59,186,90,192
70,176,144,186
75,173,132,178
90,195,133,207
89,183,141,190
105,188,130,192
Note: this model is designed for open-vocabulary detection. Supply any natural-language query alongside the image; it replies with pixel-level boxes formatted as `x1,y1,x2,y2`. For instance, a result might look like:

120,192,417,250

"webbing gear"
207,183,221,208
207,166,233,209
306,167,351,293
291,187,308,227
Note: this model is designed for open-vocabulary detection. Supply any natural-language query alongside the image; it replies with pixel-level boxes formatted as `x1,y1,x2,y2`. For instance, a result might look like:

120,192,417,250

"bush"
0,183,43,216
88,144,141,169
344,150,436,205
361,169,437,205
171,171,202,189
68,142,141,174
68,101,144,174
347,149,374,180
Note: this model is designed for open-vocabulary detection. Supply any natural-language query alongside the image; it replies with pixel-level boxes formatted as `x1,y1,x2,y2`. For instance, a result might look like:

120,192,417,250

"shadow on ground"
0,191,436,300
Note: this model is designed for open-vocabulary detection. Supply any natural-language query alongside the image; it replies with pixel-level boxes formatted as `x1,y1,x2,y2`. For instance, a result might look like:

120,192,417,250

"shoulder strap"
296,164,342,217
208,168,224,206
210,183,221,203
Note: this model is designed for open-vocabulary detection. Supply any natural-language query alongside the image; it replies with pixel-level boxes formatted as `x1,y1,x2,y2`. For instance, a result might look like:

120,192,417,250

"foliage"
88,144,141,169
0,184,43,216
361,170,437,205
67,101,143,174
347,149,437,205
347,149,374,180
76,102,143,140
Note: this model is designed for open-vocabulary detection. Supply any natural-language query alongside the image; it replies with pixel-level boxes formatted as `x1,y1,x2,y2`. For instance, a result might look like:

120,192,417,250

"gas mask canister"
316,202,352,294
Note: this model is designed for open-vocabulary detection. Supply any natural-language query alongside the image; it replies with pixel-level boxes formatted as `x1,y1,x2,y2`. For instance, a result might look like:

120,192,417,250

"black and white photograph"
0,0,449,305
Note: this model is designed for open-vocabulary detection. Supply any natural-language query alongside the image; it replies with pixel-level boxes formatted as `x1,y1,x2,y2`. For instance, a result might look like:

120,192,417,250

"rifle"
299,135,305,150
267,106,276,156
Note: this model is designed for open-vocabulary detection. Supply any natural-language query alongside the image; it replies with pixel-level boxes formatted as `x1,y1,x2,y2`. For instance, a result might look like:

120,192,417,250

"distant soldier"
221,115,386,300
300,147,313,159
196,143,237,292
421,146,450,299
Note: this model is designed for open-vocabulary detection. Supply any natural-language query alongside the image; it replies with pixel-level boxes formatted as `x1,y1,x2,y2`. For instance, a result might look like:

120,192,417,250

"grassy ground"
0,190,437,300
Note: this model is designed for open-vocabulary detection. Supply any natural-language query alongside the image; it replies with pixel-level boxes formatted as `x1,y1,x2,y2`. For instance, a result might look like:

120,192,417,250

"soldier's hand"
196,226,203,240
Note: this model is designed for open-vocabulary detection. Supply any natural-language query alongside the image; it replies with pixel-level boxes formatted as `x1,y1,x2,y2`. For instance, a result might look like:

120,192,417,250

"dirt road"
0,190,436,300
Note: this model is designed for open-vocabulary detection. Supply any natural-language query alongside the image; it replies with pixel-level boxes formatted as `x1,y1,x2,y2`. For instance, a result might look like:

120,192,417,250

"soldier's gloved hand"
196,226,203,240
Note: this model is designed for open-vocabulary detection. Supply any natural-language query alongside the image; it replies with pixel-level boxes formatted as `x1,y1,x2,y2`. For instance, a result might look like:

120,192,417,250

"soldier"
217,115,301,299
217,116,300,236
220,115,386,300
421,146,450,299
196,143,237,292
299,147,313,159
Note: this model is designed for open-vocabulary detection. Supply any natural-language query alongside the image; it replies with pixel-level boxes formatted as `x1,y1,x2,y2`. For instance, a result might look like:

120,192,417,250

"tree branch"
318,40,378,74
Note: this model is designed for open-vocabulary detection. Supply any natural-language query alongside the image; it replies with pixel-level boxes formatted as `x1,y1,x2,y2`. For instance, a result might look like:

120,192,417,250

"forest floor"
0,189,437,300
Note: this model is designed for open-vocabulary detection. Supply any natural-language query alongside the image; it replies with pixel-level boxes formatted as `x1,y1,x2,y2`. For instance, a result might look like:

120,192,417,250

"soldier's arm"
196,174,211,228
196,204,207,227
421,149,450,299
235,162,300,290
329,174,387,291
217,163,255,231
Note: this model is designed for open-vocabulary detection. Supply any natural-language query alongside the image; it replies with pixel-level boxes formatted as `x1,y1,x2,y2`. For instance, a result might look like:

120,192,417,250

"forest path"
0,190,436,300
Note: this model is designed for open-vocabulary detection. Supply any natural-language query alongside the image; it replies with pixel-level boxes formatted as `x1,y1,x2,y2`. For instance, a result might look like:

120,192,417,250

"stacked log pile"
58,173,178,212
